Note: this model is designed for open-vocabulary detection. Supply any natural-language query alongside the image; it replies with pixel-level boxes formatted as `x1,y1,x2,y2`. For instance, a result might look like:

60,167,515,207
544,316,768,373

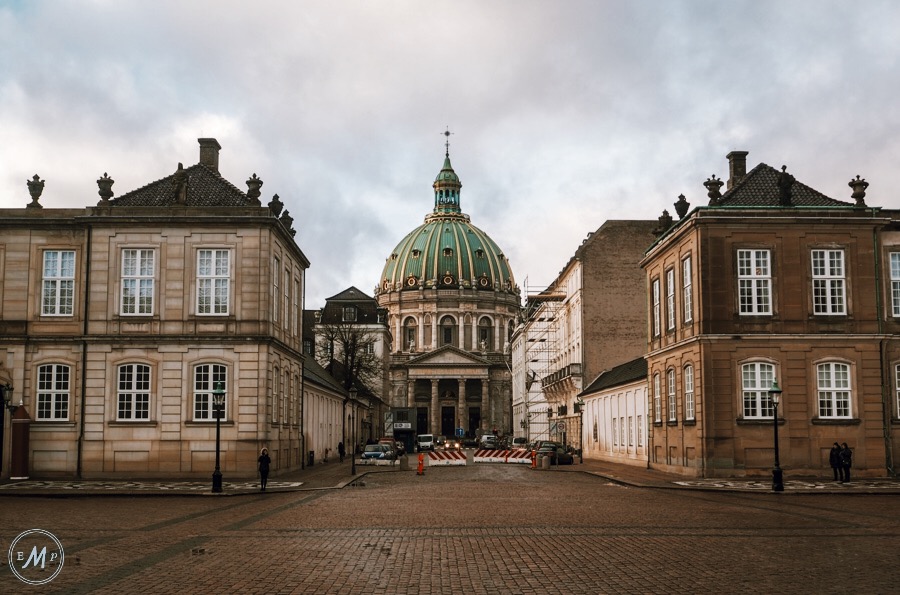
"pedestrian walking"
258,447,271,492
338,441,346,463
839,442,852,483
829,442,842,481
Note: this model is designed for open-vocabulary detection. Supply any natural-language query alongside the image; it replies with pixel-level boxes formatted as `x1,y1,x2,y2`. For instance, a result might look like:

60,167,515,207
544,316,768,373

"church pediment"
406,345,489,367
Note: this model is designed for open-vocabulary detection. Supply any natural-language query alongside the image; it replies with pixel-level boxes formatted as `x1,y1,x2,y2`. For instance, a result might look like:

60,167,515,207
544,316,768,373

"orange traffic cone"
417,452,425,476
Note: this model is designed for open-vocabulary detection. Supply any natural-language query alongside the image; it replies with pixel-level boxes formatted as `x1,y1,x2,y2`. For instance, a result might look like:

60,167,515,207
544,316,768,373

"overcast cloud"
2,1,899,305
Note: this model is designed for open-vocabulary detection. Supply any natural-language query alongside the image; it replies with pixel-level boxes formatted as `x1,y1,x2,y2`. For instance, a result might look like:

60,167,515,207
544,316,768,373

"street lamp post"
575,396,584,464
769,379,784,492
211,381,226,493
349,387,357,476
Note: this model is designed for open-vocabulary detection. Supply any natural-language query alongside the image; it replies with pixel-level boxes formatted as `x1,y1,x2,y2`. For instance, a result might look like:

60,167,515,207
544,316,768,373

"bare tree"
315,322,382,391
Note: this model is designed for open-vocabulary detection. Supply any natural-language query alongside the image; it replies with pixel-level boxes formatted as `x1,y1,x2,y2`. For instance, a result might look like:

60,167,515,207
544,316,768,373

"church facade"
375,142,520,440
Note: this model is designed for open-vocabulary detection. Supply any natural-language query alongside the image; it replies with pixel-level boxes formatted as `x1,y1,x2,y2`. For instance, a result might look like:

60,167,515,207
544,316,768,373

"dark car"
362,444,392,460
536,445,574,465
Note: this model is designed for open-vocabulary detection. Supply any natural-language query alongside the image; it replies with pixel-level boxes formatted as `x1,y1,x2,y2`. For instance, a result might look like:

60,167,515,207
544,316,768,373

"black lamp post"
349,387,357,476
0,383,14,476
575,396,584,464
769,379,784,492
211,381,225,493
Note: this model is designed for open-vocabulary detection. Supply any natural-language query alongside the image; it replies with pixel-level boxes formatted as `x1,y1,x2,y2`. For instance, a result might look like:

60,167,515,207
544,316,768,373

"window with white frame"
666,269,676,330
667,368,677,421
612,418,617,446
682,256,693,323
117,363,150,420
812,249,846,315
891,253,900,317
737,249,772,315
895,364,900,418
684,364,695,420
193,363,226,420
817,362,851,418
742,362,775,419
121,249,155,315
653,373,661,422
42,250,76,316
272,366,280,423
273,258,280,323
342,306,357,322
293,279,301,336
283,268,291,331
628,416,634,446
37,363,70,420
197,249,230,315
652,278,661,337
637,415,643,447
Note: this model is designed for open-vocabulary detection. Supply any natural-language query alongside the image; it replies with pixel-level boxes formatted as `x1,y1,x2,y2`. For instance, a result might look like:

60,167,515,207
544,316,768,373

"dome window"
406,276,418,287
411,250,421,258
475,249,485,259
443,248,453,257
478,276,490,288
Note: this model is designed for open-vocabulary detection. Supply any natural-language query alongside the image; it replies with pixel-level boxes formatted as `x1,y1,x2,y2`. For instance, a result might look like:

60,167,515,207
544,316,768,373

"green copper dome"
380,151,516,294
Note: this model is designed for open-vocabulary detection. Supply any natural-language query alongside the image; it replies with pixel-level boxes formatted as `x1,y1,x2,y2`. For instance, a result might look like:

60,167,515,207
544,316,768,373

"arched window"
193,363,227,421
478,317,493,351
667,369,677,421
683,364,695,421
653,373,661,422
404,317,417,351
37,363,71,420
117,363,151,420
817,362,851,418
440,315,457,347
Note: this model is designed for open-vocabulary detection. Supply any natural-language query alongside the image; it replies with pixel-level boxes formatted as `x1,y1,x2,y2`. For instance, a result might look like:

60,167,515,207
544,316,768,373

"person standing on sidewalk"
258,447,272,492
829,442,842,481
338,441,346,463
839,442,852,483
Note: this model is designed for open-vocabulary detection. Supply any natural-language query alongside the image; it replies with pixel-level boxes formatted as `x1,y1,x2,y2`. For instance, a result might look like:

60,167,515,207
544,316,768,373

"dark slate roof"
319,286,383,324
719,163,853,208
110,162,251,207
580,356,647,396
302,356,346,394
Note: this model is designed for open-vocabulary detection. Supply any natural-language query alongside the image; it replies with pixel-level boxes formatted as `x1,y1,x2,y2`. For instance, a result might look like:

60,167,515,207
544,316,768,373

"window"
667,369,677,421
653,373,661,422
684,364,695,421
738,249,771,315
273,257,280,323
197,249,230,315
620,416,626,446
293,279,301,336
742,362,775,419
121,249,155,315
272,366,280,423
193,364,227,420
42,250,76,316
628,416,634,446
478,318,492,351
441,316,456,346
636,415,643,447
812,249,846,315
817,362,851,418
117,364,150,420
666,269,676,330
404,317,417,351
612,418,617,446
342,306,357,322
283,268,291,331
652,278,661,337
37,364,70,420
682,256,693,323
895,364,900,418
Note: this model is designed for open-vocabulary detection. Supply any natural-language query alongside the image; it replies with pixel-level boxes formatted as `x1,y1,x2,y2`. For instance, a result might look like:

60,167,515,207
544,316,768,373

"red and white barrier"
427,451,467,466
473,449,533,464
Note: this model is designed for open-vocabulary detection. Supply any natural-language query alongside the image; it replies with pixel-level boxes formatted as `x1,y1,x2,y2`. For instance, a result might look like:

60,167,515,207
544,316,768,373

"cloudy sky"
2,1,899,306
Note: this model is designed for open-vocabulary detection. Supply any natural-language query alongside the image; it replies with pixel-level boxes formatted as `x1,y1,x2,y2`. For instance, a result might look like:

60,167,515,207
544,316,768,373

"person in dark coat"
338,441,346,463
829,442,842,481
839,442,852,483
258,447,272,492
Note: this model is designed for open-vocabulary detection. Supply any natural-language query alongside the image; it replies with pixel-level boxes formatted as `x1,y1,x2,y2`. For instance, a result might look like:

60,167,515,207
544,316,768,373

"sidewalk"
0,455,897,496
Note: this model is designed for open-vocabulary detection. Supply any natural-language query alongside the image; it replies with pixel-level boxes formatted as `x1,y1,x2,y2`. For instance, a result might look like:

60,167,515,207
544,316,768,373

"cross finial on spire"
442,127,453,156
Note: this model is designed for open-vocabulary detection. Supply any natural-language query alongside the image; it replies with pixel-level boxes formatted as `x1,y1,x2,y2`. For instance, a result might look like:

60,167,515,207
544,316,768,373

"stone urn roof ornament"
703,175,723,206
97,172,115,206
848,175,868,207
674,194,690,219
26,174,44,209
246,173,263,205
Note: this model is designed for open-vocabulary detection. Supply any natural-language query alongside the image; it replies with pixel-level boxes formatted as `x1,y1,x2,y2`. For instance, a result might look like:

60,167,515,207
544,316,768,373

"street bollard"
417,452,425,475
531,451,537,469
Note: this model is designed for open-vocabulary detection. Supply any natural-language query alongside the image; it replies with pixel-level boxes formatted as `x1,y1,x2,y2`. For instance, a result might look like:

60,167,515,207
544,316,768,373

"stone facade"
0,139,323,479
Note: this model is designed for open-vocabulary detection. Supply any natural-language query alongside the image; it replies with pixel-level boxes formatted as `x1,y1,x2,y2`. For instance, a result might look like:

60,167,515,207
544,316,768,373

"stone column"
417,313,424,353
457,379,466,436
481,376,491,431
430,379,439,434
458,316,464,349
471,315,478,351
431,315,438,349
407,378,415,408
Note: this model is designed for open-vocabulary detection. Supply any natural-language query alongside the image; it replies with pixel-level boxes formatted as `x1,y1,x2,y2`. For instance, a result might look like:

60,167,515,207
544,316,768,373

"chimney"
726,150,748,190
198,138,221,172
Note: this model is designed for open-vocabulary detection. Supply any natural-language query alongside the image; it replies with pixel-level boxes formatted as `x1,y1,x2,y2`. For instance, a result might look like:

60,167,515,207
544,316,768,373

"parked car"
536,445,574,465
462,437,479,448
511,437,528,450
480,434,500,449
378,438,399,459
416,434,435,452
362,444,392,460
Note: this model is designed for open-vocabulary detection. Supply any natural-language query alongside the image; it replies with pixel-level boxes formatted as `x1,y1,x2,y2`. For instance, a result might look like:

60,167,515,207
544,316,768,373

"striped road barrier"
427,451,467,466
473,449,533,464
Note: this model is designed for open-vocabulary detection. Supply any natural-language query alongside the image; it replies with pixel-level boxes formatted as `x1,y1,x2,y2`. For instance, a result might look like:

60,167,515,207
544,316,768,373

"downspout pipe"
77,224,92,479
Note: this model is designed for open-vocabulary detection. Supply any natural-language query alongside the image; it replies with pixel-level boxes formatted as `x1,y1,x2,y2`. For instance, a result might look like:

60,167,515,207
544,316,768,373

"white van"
416,434,435,452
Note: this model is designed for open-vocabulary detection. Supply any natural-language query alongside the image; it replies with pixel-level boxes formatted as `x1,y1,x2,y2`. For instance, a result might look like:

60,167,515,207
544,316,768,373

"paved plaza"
1,462,898,594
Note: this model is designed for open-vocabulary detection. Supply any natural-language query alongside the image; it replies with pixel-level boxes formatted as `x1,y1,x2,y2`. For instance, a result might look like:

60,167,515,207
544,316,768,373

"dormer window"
443,248,453,257
411,250,421,258
342,306,357,322
475,249,485,259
